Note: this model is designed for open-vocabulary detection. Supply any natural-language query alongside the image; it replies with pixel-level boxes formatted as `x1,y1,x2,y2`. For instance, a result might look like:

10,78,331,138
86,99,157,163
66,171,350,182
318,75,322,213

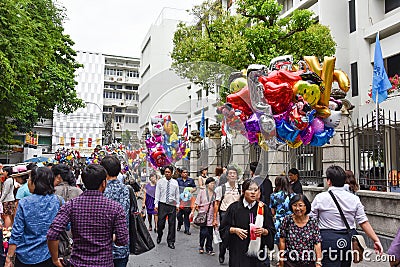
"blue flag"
372,33,392,104
200,108,205,138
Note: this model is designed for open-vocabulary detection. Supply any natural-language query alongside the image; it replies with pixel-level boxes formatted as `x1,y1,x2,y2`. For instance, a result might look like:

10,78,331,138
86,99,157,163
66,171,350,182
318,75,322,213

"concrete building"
49,51,140,157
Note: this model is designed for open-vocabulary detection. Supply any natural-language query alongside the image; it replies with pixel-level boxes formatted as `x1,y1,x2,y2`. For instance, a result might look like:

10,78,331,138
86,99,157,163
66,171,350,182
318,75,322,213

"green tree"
171,0,336,98
121,130,132,147
0,0,84,144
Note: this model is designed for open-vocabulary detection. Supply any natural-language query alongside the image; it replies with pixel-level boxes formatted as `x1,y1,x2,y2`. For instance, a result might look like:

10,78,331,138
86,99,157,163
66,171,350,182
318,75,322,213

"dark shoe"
168,242,175,249
154,228,157,233
157,236,161,244
185,231,191,235
177,225,181,231
219,255,224,264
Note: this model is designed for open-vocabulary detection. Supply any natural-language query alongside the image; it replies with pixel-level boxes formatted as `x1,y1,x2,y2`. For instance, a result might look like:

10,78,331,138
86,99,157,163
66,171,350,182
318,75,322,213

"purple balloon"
245,113,260,133
247,131,259,143
300,125,314,145
145,138,156,149
311,118,325,134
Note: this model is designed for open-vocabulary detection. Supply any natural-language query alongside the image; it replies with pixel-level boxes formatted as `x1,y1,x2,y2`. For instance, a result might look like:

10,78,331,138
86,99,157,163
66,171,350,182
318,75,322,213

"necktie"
166,180,170,203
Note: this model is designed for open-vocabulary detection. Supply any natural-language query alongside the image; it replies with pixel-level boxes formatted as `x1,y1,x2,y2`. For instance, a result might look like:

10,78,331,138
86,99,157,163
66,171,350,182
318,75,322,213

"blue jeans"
113,256,129,267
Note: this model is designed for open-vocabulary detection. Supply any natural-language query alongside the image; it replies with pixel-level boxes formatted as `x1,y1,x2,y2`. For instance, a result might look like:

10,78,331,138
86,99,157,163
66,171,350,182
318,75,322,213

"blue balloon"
276,119,300,142
310,127,335,146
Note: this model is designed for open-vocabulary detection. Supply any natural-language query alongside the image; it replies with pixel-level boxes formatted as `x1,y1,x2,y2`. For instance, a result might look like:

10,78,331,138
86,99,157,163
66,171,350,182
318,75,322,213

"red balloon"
263,81,293,115
226,86,252,116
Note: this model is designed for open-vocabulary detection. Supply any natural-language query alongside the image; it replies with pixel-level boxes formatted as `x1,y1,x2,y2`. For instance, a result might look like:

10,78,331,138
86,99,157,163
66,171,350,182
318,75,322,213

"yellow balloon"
320,56,336,107
304,56,322,77
258,134,269,151
183,148,190,158
286,139,302,149
314,104,331,119
333,70,350,93
293,80,321,106
169,132,178,143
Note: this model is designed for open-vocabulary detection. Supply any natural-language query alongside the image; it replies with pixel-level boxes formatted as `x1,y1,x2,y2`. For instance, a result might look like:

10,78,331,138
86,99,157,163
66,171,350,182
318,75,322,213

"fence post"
189,130,202,181
207,124,222,175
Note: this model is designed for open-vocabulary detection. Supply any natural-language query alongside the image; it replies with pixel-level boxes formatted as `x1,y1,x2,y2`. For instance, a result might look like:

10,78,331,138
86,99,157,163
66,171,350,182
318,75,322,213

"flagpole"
376,94,379,131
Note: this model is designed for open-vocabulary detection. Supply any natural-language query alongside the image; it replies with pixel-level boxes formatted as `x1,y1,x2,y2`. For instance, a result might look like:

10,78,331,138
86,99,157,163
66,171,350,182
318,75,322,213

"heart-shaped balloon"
226,86,252,116
262,81,293,115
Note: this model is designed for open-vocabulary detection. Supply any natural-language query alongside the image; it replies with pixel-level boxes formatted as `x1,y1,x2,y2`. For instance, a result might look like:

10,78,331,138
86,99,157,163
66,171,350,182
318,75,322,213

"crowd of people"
0,160,398,267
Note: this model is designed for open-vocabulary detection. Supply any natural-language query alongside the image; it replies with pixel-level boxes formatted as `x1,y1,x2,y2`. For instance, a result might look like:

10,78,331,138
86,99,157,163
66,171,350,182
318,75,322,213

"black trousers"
157,202,177,243
177,207,191,232
200,226,214,252
219,211,227,257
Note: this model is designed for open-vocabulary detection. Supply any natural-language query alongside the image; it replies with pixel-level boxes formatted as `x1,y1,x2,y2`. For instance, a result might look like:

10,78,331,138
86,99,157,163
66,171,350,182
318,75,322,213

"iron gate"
344,109,400,192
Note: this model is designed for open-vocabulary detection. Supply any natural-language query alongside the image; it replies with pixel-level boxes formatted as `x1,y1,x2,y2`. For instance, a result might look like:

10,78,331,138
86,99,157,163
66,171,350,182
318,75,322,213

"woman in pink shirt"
192,177,216,255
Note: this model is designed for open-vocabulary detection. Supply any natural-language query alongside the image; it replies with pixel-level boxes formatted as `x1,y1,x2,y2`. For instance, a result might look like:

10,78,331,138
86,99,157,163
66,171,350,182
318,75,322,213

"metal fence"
286,145,324,186
343,109,400,192
216,137,232,168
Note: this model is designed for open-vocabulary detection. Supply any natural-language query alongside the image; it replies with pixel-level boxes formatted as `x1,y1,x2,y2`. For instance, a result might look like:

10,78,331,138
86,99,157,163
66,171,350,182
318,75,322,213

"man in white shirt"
154,165,180,249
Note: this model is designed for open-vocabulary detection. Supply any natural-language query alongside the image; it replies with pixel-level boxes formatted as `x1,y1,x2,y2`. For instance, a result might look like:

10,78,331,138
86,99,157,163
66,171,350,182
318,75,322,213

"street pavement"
127,222,391,267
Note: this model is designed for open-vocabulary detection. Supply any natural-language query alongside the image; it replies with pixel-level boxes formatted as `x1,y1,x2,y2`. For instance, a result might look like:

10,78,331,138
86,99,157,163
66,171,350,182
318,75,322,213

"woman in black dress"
220,179,275,267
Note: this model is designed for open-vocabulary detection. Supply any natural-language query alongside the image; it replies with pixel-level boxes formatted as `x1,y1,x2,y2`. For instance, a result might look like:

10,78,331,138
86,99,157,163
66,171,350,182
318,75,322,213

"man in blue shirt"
101,156,130,267
176,167,196,235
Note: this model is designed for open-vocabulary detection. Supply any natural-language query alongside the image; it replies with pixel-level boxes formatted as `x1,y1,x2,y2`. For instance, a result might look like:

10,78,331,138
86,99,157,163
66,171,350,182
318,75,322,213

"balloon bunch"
54,148,81,165
145,114,189,168
222,56,350,149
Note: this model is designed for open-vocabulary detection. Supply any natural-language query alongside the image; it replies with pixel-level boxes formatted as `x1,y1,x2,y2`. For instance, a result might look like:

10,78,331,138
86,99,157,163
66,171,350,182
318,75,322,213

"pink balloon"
300,125,314,145
311,118,325,134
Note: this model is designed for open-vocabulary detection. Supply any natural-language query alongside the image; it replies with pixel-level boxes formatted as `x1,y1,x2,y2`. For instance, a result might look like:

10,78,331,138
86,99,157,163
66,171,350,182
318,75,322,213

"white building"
273,0,400,120
51,51,140,156
139,8,222,137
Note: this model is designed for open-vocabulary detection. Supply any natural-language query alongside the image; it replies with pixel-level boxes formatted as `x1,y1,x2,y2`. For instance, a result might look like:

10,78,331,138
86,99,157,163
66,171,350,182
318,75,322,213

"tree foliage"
171,0,336,97
0,0,84,144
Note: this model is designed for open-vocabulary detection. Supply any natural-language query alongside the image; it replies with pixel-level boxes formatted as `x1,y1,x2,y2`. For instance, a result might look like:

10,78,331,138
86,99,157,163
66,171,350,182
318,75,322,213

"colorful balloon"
310,127,335,147
310,118,325,134
276,119,300,142
299,125,314,145
226,86,252,116
292,80,321,106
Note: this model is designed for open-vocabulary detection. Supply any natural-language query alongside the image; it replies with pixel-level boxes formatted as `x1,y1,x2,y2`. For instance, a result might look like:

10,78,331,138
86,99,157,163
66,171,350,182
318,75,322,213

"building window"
104,91,123,99
387,53,400,77
116,69,123,76
115,108,123,113
349,0,356,33
103,107,112,112
126,93,133,100
116,85,122,89
125,116,138,123
127,70,139,78
115,116,123,123
126,108,138,114
385,0,400,13
351,62,359,97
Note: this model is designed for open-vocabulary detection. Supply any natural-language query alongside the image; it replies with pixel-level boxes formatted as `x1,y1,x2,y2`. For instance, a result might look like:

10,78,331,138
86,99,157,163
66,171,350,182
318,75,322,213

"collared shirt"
47,190,129,267
15,182,31,200
177,177,196,193
310,186,368,230
10,194,61,264
154,177,180,208
243,198,256,209
104,179,130,259
215,182,241,211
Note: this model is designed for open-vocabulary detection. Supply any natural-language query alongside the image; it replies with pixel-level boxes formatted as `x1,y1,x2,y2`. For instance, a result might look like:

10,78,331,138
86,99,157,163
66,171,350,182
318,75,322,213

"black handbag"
128,185,155,255
56,195,72,259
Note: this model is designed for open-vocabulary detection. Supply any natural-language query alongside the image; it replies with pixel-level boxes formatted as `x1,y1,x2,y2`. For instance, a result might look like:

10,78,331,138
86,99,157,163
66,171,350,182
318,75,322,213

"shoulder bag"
329,191,367,263
127,185,155,255
194,191,214,227
56,195,72,259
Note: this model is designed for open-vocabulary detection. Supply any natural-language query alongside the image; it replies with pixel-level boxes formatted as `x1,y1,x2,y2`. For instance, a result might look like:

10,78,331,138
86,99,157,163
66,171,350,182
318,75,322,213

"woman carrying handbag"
191,177,216,255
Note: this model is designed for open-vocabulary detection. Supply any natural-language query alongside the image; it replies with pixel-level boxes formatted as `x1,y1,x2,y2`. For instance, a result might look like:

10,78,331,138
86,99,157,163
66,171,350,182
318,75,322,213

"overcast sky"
58,0,203,58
